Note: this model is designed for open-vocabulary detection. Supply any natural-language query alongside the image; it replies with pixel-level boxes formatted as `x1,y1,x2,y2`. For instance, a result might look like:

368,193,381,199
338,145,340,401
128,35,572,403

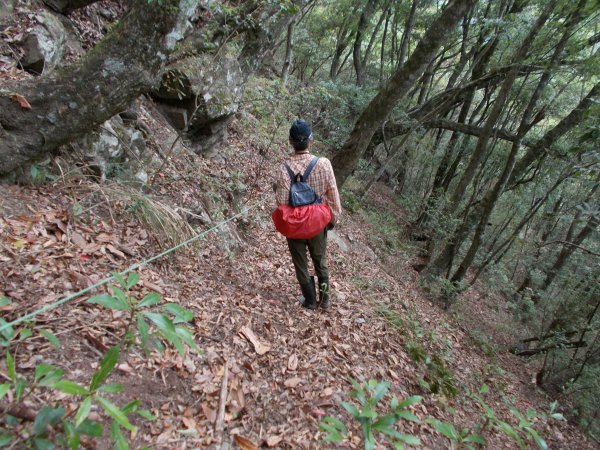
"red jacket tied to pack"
272,204,331,239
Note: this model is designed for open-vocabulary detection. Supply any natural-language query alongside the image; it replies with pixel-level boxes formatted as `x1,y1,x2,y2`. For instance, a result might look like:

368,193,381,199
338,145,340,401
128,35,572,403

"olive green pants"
286,230,328,285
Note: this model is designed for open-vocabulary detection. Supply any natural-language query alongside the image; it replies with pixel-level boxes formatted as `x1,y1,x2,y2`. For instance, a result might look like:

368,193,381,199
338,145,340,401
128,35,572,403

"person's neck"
294,149,310,155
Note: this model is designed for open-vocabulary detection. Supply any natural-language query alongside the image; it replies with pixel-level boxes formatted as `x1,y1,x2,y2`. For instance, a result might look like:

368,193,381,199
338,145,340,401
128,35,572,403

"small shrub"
320,379,422,450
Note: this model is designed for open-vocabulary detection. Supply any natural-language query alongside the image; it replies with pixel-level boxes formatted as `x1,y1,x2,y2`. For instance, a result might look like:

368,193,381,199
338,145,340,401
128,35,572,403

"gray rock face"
76,116,155,184
0,1,17,24
152,53,244,154
21,11,68,74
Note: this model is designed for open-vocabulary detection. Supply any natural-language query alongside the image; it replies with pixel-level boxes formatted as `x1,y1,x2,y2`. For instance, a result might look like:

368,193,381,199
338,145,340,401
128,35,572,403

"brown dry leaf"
71,231,87,249
266,435,283,447
233,434,258,450
117,363,133,373
201,402,216,423
321,387,333,397
10,93,31,109
284,377,302,388
287,353,298,371
106,244,125,258
238,326,270,355
181,417,196,429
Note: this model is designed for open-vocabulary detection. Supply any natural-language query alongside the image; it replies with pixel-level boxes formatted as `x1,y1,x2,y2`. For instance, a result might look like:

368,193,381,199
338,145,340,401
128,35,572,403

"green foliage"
320,379,422,450
420,275,467,306
472,385,549,450
375,305,458,398
30,164,57,185
426,418,485,449
0,312,62,351
407,342,458,398
1,346,154,449
87,271,200,356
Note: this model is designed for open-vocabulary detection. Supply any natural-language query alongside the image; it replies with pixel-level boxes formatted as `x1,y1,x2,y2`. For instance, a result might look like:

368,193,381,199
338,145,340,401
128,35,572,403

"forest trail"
0,136,593,449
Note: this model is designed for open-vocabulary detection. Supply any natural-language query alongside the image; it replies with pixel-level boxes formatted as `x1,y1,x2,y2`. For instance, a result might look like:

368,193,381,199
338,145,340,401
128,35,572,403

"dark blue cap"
289,120,313,149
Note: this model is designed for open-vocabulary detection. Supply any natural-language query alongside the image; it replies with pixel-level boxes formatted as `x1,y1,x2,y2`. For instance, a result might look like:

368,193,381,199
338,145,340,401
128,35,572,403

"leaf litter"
0,125,595,449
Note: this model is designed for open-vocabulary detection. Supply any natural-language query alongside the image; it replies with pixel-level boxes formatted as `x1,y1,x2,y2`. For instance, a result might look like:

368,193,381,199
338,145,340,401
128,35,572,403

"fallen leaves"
10,93,31,109
287,353,298,371
238,326,270,355
233,434,258,450
266,435,283,447
284,376,303,388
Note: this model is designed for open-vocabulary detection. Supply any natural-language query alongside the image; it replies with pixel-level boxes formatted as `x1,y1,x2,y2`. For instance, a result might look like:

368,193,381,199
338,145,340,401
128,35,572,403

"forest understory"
1,0,599,448
0,122,595,448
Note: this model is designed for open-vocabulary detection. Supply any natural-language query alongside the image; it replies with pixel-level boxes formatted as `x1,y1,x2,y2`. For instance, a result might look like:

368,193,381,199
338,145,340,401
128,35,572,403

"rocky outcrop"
152,53,244,155
0,1,17,24
72,115,156,184
20,11,68,74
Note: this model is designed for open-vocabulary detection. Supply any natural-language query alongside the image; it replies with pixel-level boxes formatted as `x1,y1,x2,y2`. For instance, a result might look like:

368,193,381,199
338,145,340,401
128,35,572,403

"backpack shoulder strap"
283,163,296,182
302,157,320,181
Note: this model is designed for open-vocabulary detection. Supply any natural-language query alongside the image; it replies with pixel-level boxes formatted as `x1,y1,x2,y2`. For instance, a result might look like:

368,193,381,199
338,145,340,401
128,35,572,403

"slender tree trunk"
353,0,379,86
331,0,475,187
380,6,391,84
569,297,600,367
472,175,566,285
330,4,359,80
281,19,296,86
541,214,599,291
398,0,418,67
0,0,202,176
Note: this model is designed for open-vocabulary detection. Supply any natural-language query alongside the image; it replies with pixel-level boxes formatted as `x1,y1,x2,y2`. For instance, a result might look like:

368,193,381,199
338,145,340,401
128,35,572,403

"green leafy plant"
473,385,548,450
426,418,485,449
0,298,61,350
320,379,422,450
1,346,153,449
407,342,458,397
86,272,199,356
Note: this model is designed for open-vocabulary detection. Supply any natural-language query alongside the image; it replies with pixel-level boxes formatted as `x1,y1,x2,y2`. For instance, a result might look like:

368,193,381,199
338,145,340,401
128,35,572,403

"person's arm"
275,164,290,206
323,159,341,224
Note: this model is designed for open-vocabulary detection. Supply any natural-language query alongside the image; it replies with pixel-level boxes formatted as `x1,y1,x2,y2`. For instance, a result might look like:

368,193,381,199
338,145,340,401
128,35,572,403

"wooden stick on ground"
215,359,230,441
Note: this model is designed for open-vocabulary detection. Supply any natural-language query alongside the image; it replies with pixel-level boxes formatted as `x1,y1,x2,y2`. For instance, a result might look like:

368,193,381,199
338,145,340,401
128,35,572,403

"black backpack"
284,157,321,207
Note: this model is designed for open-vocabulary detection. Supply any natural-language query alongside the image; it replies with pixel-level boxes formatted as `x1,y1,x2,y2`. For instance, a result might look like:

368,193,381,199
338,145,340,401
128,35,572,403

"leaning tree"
0,0,202,176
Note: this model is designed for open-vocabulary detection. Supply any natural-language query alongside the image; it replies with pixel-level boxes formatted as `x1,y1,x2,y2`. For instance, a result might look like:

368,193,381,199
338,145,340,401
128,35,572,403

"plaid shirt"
275,150,342,224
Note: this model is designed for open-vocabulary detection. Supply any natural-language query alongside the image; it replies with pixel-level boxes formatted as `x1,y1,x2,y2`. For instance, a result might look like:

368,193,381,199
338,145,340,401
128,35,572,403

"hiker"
273,120,341,310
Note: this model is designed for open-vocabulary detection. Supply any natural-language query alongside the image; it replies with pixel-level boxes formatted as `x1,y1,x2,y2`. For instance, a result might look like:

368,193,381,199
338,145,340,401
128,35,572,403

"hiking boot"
299,278,317,310
318,277,330,309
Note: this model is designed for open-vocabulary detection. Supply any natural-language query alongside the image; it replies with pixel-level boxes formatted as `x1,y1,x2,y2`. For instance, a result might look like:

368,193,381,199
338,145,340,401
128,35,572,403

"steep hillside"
1,1,597,449
1,110,595,448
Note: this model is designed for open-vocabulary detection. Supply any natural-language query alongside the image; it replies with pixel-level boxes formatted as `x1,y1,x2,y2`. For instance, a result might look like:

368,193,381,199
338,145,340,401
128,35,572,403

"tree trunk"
281,19,296,86
541,214,599,291
398,0,418,67
330,3,360,80
471,174,567,285
379,6,391,83
0,0,202,176
507,84,599,187
331,0,475,187
353,0,379,86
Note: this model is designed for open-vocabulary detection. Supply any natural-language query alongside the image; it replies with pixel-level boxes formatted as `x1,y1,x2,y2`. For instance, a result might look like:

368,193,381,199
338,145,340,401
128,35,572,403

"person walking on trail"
273,120,341,310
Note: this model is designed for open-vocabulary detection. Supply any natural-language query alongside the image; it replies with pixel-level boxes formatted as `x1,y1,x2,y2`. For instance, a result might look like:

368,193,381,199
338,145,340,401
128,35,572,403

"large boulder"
20,11,68,74
152,53,244,154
